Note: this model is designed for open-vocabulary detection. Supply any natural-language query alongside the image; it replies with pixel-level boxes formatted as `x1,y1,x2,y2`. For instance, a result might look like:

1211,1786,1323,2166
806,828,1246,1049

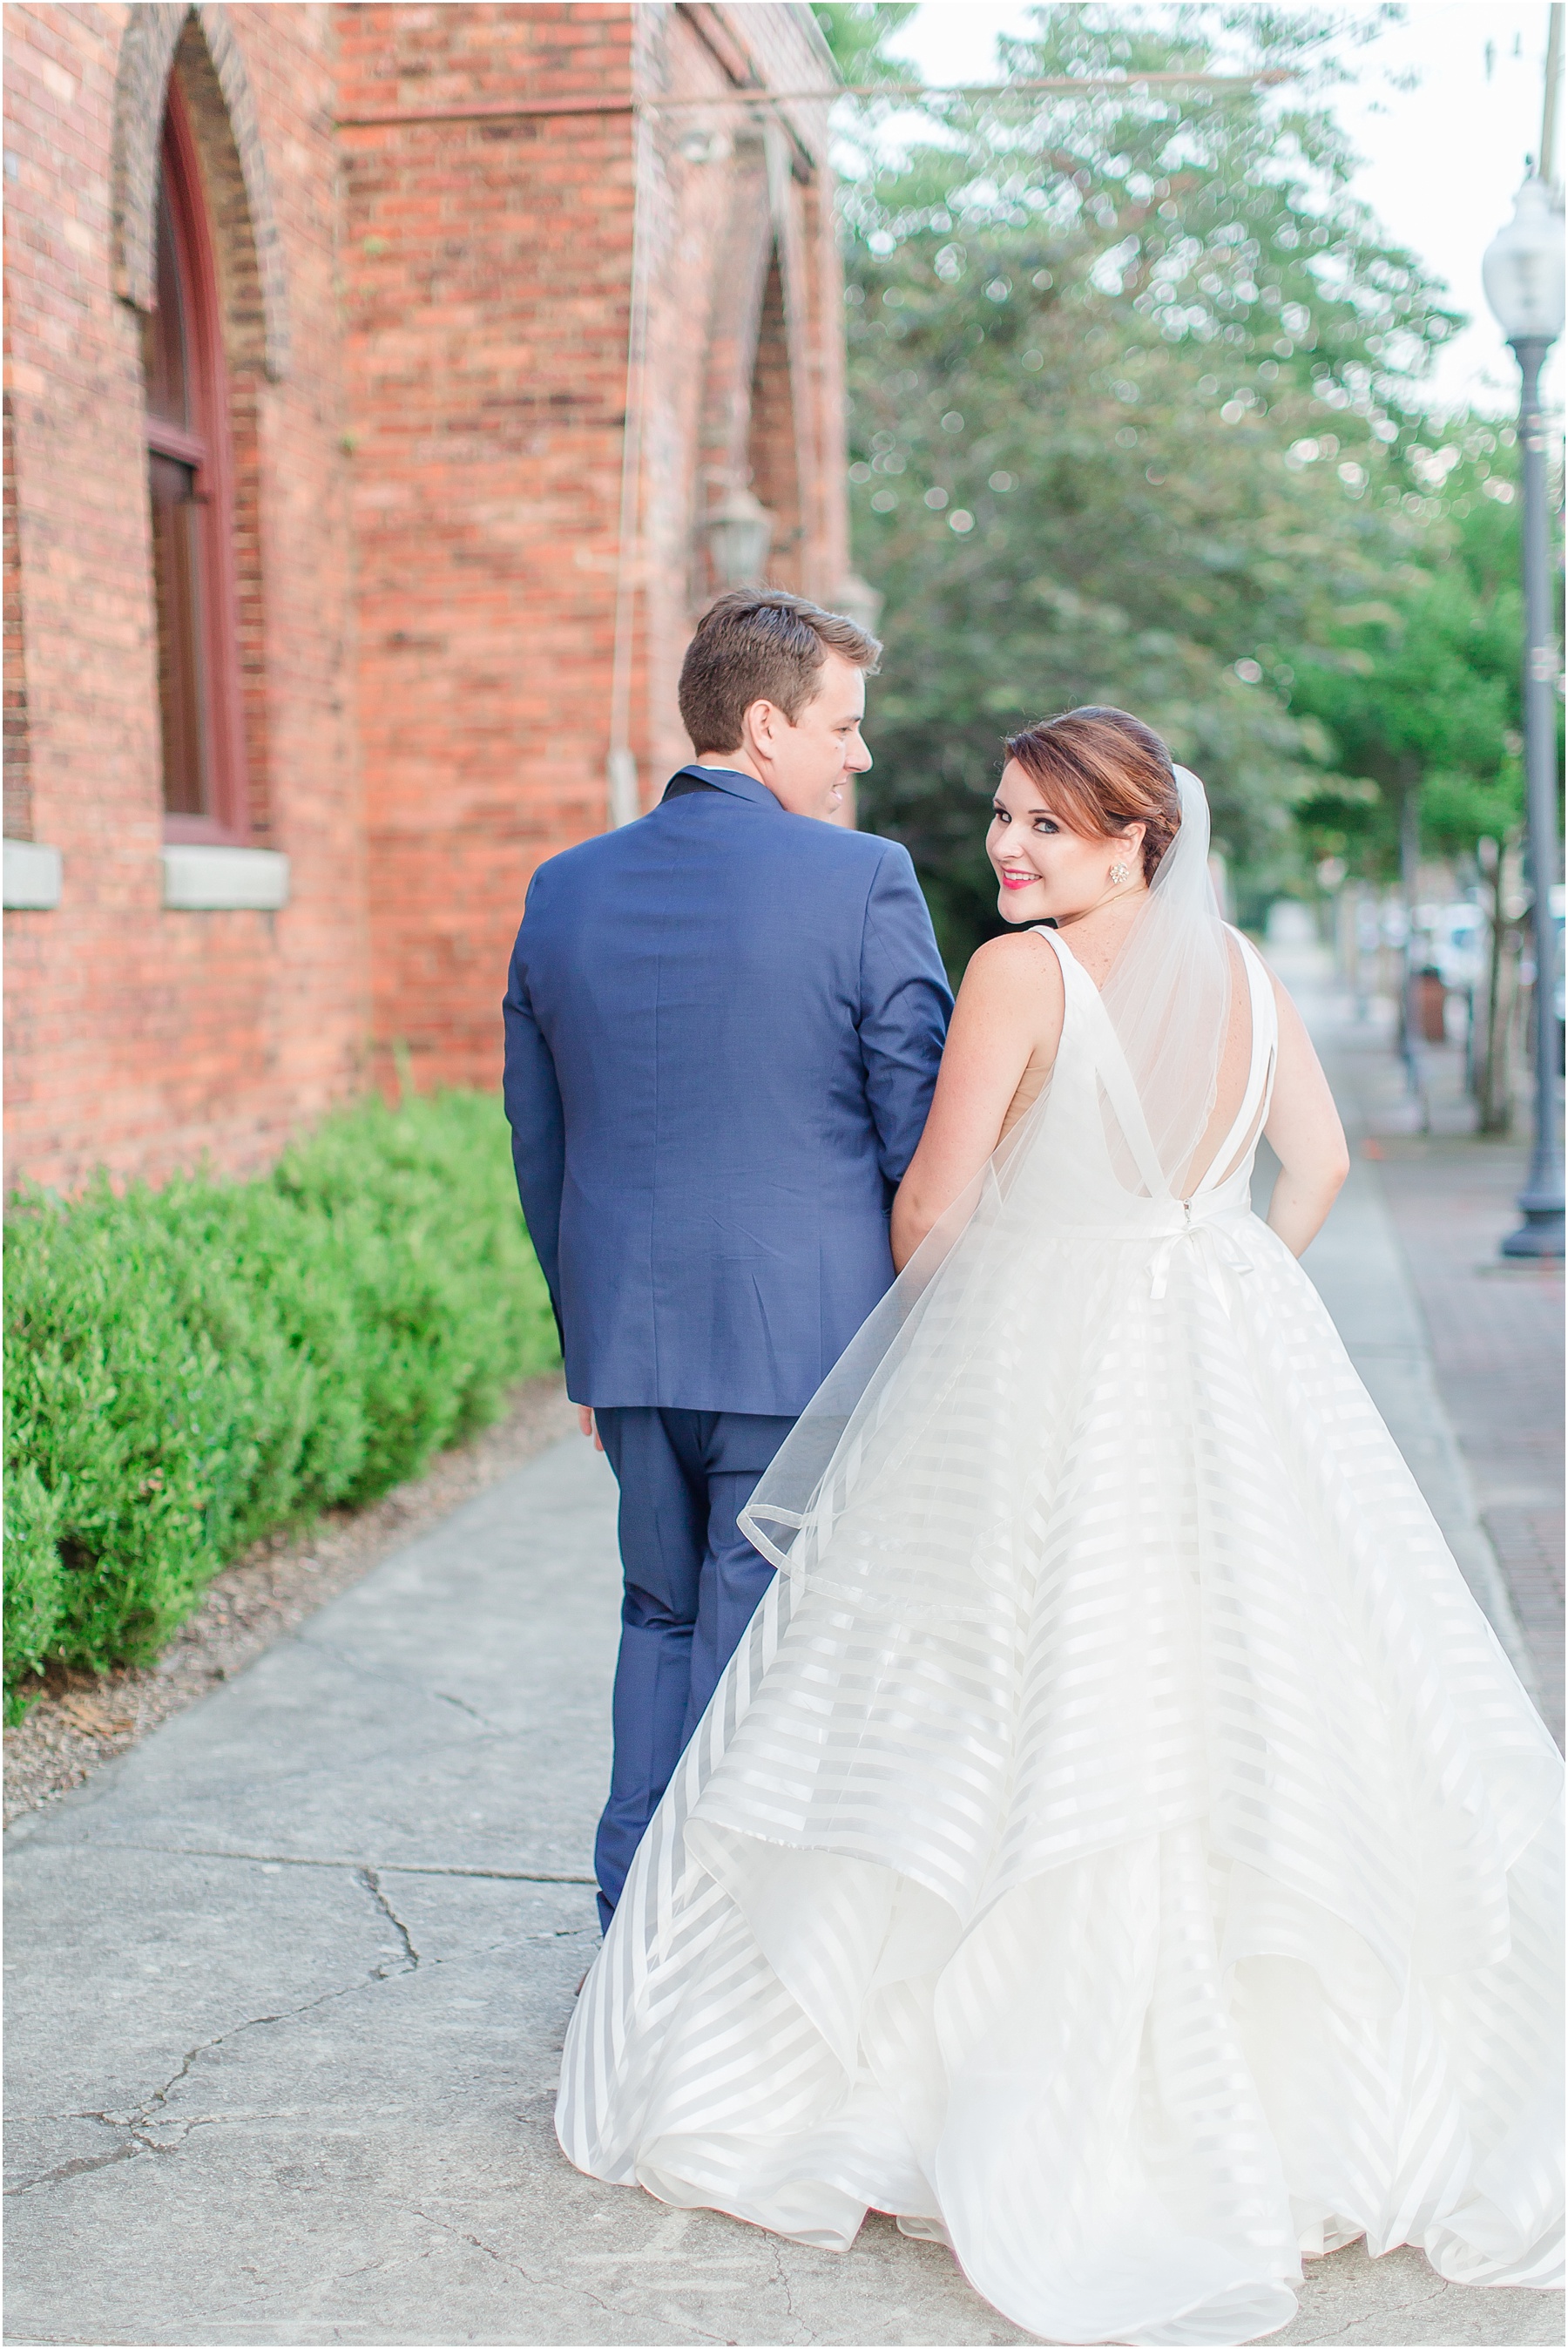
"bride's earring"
1108,861,1130,887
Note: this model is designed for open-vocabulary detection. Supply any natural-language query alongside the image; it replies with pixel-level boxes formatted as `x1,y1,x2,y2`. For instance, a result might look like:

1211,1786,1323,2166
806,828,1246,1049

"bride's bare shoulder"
962,926,1064,987
953,928,1064,1039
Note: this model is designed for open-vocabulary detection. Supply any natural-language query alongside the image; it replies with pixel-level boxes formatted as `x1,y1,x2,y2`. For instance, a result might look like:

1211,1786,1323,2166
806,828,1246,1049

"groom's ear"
741,695,786,752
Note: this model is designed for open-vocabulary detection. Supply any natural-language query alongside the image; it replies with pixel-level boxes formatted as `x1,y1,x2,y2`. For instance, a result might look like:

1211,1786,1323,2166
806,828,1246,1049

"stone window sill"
3,840,64,910
162,844,290,910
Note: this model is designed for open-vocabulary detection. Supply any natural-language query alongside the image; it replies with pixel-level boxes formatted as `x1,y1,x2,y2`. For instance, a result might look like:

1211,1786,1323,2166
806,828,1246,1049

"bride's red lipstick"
999,870,1037,891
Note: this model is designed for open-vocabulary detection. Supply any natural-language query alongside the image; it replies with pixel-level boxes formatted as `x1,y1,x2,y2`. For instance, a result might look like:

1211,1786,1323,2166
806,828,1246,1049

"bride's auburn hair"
1004,707,1182,883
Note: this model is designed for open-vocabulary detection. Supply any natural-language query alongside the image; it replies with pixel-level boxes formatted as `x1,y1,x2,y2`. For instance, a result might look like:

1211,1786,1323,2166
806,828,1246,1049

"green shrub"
4,1463,64,1695
4,1091,559,1716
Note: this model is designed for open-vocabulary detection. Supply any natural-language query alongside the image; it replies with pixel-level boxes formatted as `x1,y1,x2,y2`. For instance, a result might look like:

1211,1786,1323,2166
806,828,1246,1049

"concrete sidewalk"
1269,934,1562,1743
6,1054,1563,2345
1267,938,1556,1731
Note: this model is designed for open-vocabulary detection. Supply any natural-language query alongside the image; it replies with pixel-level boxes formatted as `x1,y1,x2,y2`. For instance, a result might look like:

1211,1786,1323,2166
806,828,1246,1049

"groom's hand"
578,1405,605,1452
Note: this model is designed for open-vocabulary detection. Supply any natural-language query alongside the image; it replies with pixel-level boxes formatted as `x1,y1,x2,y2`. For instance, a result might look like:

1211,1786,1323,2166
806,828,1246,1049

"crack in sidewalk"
1296,2268,1453,2345
3,2136,145,2194
7,1938,420,2198
404,2204,680,2338
358,1866,419,1973
402,2201,736,2344
28,1838,597,1886
296,1636,506,1734
430,1688,496,1728
770,2237,820,2346
7,1879,596,2202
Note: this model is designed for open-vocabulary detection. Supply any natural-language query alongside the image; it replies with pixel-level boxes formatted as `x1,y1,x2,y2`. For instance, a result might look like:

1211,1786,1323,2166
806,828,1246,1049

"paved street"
5,964,1562,2348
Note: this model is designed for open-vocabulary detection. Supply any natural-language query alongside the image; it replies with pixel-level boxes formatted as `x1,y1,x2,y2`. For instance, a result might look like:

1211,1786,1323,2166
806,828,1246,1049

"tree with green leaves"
809,2,916,88
814,3,1491,966
1289,430,1526,877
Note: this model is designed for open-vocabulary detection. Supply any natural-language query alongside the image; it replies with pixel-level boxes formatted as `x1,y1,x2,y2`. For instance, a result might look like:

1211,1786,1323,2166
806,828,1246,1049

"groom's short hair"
679,589,882,754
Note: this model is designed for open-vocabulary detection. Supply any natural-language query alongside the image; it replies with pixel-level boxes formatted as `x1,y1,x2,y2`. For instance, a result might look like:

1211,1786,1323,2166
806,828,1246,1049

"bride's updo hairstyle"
1004,707,1182,884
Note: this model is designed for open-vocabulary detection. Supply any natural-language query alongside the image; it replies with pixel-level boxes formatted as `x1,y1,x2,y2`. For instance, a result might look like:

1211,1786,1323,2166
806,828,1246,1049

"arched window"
143,79,246,840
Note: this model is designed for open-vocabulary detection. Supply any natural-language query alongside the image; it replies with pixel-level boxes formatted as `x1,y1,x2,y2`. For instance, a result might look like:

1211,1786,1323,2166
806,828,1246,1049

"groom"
503,588,951,1930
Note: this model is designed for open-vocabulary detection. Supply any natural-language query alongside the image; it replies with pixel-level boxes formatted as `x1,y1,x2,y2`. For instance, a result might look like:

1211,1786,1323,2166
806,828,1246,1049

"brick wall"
3,3,366,1195
4,0,849,1183
339,1,640,1097
3,392,30,840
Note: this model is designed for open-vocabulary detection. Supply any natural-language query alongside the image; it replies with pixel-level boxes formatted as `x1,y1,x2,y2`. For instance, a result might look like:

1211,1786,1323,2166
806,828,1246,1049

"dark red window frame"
145,79,247,843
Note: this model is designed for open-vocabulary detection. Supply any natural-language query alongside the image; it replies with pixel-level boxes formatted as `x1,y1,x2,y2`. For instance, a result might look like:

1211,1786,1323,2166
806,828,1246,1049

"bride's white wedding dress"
556,775,1562,2346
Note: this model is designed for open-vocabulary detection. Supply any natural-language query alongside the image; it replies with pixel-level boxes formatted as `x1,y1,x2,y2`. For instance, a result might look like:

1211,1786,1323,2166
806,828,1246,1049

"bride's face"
988,760,1145,924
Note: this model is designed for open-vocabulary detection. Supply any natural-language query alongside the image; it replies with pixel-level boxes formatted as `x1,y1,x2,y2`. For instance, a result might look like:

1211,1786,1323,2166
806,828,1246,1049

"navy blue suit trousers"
591,1406,794,1932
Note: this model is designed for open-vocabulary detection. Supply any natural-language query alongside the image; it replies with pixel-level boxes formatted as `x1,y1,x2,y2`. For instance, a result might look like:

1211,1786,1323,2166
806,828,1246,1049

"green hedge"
4,1091,559,1716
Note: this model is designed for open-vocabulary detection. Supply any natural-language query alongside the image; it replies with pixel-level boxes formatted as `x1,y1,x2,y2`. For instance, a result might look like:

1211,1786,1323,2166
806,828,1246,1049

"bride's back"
1002,923,1261,1191
1181,926,1265,1195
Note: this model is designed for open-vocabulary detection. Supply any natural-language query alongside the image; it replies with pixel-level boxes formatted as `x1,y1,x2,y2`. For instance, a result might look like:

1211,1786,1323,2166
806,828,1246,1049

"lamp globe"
1482,177,1565,345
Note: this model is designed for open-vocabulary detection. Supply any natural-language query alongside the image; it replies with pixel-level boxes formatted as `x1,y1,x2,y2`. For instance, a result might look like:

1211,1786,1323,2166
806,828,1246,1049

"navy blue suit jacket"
502,764,952,1414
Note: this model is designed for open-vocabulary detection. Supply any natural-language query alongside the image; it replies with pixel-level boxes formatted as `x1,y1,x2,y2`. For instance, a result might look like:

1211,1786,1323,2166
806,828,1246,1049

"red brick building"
4,3,854,1192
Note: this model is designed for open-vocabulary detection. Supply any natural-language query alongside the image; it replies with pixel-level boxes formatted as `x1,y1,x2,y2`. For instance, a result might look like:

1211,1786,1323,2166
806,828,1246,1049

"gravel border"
3,1372,577,1829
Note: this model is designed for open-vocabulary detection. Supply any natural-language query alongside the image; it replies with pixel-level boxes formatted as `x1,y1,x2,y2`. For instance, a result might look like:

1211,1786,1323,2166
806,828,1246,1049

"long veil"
739,766,1232,1582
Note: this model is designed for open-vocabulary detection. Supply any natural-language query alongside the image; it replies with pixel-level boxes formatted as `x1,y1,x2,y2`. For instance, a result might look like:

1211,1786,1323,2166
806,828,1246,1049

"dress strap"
1233,932,1280,1130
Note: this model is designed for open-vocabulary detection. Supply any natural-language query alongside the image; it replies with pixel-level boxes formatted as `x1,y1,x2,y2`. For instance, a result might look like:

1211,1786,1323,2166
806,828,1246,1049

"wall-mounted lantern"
833,572,884,638
677,126,732,166
705,485,774,589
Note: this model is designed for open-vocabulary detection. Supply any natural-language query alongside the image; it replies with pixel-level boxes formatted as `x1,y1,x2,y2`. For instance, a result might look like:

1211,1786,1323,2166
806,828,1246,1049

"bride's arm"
890,933,1063,1270
1262,974,1351,1256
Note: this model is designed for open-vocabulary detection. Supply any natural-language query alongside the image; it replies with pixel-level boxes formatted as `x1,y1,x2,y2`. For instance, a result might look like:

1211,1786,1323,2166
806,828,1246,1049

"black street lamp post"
1483,178,1565,1258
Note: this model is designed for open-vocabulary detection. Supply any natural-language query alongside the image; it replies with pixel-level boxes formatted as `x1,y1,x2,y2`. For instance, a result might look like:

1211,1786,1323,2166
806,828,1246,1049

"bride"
556,707,1563,2346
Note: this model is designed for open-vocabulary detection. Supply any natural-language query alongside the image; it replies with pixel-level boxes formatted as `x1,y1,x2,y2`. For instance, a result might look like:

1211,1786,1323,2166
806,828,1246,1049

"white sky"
879,1,1562,417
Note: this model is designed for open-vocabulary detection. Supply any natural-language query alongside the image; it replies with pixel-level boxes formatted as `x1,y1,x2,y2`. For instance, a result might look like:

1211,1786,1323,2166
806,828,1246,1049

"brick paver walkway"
1375,1140,1564,1746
